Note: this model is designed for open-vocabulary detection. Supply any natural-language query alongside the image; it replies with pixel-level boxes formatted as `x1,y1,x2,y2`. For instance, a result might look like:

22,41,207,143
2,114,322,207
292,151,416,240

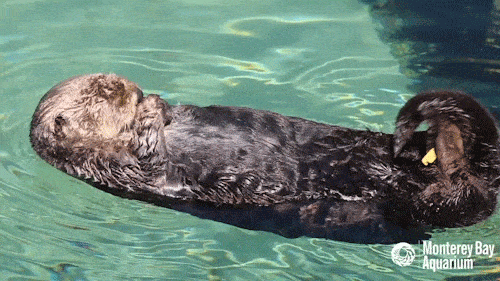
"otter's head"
30,74,170,189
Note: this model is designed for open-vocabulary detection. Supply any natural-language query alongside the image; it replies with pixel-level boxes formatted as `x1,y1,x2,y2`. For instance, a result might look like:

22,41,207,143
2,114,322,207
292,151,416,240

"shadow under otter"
30,74,500,244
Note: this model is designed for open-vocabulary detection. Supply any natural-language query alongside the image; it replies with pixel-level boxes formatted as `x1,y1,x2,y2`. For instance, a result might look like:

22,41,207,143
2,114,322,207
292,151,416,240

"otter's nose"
142,94,167,109
135,88,144,103
144,94,164,105
146,94,160,99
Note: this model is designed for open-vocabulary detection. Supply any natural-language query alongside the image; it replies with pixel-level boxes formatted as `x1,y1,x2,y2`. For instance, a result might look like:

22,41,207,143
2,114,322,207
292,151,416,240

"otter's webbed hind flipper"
393,91,500,227
394,91,498,160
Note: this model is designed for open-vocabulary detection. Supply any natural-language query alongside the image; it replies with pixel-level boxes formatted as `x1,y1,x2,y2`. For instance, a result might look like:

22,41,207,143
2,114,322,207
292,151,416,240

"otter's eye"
54,115,67,140
55,115,66,126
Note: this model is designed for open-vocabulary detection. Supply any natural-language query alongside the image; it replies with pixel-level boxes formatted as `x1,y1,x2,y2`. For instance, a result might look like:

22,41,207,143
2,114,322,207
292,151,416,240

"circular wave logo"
391,242,416,266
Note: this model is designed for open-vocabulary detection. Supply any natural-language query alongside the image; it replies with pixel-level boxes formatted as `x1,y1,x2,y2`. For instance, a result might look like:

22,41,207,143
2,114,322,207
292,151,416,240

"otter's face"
32,74,143,144
31,73,170,189
30,74,169,175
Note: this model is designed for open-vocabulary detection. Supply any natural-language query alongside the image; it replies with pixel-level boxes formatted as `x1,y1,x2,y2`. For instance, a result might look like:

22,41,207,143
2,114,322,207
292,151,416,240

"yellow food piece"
422,148,437,166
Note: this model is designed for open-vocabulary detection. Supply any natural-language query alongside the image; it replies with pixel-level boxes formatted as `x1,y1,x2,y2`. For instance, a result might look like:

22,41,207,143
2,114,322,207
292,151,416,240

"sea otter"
30,74,500,243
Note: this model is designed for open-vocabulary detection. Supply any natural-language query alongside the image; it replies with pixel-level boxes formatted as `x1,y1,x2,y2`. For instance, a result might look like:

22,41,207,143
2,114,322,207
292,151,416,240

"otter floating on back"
30,74,500,243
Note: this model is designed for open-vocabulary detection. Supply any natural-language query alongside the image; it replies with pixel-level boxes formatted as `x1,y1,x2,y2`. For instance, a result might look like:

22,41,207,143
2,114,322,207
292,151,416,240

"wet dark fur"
30,74,500,243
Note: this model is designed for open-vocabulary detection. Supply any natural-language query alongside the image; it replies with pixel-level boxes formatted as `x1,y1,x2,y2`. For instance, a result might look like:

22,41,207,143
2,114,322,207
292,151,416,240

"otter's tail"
394,91,499,165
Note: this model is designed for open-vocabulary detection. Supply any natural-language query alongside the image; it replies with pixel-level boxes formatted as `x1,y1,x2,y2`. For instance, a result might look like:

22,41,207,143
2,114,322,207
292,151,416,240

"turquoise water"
1,0,499,280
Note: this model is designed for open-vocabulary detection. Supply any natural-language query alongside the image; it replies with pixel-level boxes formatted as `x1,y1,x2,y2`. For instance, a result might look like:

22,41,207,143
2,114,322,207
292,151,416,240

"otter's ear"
393,91,499,159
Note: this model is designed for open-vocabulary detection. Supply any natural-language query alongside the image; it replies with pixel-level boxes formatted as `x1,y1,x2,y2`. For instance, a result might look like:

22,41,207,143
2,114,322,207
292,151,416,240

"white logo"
392,242,416,266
